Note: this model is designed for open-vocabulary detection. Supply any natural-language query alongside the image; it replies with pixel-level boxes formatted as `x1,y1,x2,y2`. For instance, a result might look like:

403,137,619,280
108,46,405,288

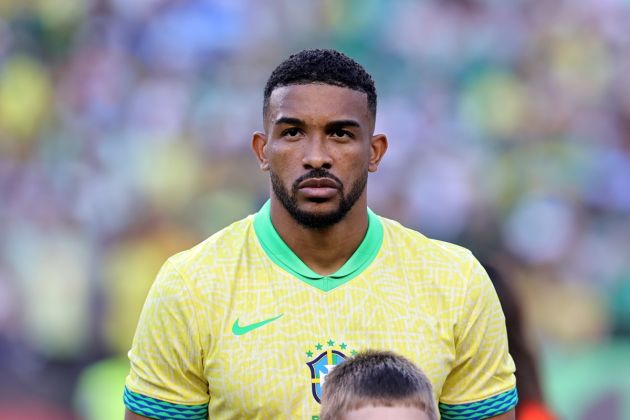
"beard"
270,168,367,229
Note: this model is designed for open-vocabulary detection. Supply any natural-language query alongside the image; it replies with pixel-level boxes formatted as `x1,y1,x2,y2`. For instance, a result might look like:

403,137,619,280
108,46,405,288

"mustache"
292,169,343,191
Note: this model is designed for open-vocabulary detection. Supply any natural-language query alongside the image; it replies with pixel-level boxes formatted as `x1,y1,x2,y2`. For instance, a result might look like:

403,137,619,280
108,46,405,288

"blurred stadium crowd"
1,0,629,419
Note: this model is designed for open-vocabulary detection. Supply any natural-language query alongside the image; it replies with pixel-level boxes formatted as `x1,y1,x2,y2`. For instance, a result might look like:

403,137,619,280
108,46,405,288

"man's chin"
296,200,344,215
298,197,339,209
289,203,346,229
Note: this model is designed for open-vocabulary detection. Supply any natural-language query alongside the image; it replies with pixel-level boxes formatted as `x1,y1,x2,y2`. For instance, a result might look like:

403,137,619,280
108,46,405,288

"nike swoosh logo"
232,314,283,336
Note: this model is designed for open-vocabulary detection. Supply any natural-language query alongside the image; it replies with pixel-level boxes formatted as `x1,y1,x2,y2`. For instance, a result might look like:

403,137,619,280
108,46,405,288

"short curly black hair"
263,49,377,120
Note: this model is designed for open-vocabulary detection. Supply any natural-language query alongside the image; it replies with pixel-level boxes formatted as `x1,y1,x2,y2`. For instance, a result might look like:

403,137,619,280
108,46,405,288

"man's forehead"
268,84,371,122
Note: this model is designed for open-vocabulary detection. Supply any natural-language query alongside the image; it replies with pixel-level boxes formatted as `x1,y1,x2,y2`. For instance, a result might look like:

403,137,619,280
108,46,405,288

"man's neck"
269,198,369,276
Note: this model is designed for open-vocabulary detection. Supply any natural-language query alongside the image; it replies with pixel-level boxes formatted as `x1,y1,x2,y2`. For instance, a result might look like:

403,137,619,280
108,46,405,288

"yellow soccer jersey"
125,201,517,419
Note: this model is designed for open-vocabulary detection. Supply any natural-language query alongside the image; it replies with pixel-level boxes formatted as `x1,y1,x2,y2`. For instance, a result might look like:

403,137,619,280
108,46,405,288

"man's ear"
252,131,269,171
368,134,388,172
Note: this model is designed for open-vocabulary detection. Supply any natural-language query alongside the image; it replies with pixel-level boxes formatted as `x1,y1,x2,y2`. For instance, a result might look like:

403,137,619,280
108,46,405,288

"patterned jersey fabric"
125,201,517,419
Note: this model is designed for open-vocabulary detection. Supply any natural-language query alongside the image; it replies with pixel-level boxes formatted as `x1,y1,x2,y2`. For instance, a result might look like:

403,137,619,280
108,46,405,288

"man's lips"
296,177,340,199
297,178,340,189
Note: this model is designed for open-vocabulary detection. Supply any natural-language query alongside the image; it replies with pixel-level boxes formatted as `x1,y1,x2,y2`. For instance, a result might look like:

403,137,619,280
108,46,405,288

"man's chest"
198,271,457,419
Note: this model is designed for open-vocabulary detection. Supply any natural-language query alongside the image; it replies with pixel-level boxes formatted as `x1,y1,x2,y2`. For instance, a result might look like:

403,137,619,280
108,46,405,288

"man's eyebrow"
274,117,304,126
325,119,361,130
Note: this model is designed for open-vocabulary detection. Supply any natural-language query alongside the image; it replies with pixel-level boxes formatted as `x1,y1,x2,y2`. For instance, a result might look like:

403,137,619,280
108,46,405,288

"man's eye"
282,128,301,137
331,129,352,138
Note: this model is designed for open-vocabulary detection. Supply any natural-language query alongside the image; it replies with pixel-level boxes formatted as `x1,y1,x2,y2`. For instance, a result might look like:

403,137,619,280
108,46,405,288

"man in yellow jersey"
124,49,517,420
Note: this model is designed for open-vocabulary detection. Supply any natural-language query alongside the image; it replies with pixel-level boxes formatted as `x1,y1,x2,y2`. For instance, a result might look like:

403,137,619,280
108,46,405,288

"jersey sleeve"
124,259,209,419
439,258,517,420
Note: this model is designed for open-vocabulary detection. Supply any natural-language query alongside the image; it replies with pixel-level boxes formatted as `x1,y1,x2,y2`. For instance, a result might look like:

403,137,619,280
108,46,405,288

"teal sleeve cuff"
439,387,518,420
123,386,208,420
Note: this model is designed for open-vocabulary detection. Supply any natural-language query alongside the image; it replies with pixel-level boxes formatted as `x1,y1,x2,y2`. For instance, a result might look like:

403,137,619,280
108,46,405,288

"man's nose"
302,137,332,170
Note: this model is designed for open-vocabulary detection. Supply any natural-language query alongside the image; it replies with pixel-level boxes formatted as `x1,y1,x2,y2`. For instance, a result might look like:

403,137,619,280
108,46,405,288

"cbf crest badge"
305,339,357,403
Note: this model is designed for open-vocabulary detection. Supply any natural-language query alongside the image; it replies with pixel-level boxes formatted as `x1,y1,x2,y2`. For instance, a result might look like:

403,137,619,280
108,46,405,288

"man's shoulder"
168,215,255,269
379,215,475,265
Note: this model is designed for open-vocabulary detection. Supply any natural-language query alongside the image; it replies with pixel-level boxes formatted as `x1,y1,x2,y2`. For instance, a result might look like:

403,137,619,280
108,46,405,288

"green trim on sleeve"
253,200,383,292
439,387,518,420
123,387,208,420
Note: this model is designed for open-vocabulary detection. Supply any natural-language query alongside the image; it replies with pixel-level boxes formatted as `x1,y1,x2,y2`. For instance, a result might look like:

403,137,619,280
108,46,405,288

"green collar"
253,200,383,292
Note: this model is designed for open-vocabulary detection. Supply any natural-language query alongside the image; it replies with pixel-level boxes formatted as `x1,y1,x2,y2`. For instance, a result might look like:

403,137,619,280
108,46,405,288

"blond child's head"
320,350,438,420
